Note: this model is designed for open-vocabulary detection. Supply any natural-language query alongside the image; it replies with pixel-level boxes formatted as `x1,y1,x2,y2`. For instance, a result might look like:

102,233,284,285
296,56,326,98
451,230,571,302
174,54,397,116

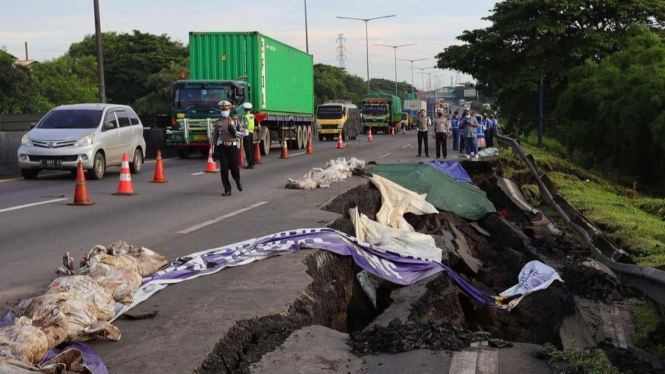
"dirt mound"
323,183,382,220
408,274,465,327
328,217,355,237
349,318,466,355
601,343,661,374
559,266,622,303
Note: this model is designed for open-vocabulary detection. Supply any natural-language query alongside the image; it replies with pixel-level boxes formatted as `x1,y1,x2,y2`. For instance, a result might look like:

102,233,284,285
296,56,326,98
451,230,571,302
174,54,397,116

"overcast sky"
0,0,497,90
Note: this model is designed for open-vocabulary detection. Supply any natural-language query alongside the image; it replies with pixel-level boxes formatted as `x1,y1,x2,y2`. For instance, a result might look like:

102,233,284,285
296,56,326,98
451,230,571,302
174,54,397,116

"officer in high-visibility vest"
241,102,256,169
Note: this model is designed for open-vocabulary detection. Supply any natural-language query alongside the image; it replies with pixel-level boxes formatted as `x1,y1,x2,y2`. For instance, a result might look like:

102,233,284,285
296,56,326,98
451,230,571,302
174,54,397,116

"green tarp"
371,164,496,221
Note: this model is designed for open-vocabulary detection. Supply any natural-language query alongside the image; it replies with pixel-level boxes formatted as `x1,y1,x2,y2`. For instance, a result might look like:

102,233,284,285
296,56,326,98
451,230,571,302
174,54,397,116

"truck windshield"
37,109,103,129
317,106,344,119
174,83,232,109
362,106,387,116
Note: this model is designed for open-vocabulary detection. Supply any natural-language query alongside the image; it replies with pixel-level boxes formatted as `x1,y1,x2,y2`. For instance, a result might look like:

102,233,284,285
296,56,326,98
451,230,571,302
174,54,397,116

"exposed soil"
600,343,661,374
323,182,382,220
559,266,623,303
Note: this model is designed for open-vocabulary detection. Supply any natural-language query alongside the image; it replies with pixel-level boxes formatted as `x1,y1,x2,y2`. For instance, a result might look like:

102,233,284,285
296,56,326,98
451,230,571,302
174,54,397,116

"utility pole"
337,15,395,93
397,58,428,96
538,78,544,148
304,0,309,53
93,0,106,103
375,43,416,97
336,34,346,69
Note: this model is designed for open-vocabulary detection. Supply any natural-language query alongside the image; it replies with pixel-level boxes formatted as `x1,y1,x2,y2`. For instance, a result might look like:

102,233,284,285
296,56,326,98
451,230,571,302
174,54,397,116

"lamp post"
375,43,416,97
397,58,428,96
93,0,106,103
304,0,309,53
337,15,395,92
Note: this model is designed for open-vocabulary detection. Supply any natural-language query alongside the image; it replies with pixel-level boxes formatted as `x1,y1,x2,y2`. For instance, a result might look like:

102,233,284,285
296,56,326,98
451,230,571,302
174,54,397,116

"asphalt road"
0,130,458,372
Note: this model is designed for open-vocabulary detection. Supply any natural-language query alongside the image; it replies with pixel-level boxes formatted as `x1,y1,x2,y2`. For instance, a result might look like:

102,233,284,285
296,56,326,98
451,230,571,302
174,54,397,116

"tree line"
437,0,665,181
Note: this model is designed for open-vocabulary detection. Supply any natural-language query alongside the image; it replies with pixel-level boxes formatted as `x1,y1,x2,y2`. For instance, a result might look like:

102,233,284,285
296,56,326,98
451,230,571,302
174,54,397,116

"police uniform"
242,112,256,168
432,113,448,159
415,112,429,157
213,116,242,195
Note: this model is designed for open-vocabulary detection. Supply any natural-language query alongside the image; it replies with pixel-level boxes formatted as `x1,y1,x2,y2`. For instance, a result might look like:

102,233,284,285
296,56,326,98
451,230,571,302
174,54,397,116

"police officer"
241,102,256,169
432,109,448,159
213,100,242,196
415,109,430,157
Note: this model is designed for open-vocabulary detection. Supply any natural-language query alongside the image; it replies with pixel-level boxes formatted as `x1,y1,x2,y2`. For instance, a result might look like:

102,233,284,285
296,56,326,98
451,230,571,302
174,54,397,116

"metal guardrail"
495,133,665,307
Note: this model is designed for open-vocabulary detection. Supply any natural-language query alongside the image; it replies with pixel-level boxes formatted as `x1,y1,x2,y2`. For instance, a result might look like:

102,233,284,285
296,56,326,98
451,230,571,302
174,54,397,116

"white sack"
369,174,438,231
500,260,563,311
478,147,499,158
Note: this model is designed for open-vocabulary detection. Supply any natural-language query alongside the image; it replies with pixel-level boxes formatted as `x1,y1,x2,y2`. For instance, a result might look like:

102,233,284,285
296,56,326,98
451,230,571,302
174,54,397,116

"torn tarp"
424,161,473,184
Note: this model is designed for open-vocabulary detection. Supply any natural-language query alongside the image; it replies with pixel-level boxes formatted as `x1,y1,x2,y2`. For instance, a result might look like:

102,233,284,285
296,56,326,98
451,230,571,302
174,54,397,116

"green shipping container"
189,32,314,116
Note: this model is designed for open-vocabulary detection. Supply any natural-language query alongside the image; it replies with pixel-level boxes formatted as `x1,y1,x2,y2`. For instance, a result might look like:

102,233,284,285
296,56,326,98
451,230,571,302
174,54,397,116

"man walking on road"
415,109,430,157
242,102,256,169
450,110,461,151
459,109,479,160
213,100,242,196
433,109,448,159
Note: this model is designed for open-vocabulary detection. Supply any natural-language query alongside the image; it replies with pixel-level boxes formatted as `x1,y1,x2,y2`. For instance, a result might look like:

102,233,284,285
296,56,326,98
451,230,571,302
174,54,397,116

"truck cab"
315,101,360,141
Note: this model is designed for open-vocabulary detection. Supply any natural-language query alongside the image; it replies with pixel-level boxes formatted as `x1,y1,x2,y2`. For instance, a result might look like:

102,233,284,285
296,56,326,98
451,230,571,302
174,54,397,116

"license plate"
41,158,62,168
193,134,208,141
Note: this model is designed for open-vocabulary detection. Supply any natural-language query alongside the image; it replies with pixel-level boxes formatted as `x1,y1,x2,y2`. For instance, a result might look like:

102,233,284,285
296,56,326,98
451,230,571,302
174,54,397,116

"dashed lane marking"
191,172,205,176
402,144,412,148
0,198,68,213
290,151,307,157
177,201,268,234
378,153,391,159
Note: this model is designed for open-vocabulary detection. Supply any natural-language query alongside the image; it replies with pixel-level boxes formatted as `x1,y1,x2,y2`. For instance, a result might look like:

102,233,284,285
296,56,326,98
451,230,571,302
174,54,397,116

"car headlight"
21,134,32,146
75,133,94,147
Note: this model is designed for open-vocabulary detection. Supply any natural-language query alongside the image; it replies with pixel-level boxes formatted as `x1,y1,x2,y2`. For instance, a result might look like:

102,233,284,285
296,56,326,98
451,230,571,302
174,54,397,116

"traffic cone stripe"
119,173,131,181
114,153,136,195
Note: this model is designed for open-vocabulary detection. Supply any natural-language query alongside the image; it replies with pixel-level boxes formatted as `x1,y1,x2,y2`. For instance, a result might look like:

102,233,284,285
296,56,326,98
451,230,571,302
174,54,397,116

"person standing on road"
450,111,461,151
459,109,479,160
486,114,498,148
415,109,430,157
242,102,256,169
433,109,448,159
213,101,242,196
476,114,487,150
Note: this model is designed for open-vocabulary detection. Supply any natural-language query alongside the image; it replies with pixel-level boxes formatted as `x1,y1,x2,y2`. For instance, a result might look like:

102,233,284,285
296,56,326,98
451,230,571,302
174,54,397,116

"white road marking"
290,151,306,157
0,198,68,213
476,345,499,374
378,153,391,159
448,350,478,374
402,144,412,148
448,342,498,374
191,172,205,176
178,201,268,234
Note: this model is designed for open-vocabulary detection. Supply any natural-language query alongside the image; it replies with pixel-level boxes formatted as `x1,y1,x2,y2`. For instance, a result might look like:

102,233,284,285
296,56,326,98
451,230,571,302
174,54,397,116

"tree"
555,25,665,181
68,30,188,106
133,59,189,115
0,54,38,114
436,0,665,134
31,55,98,111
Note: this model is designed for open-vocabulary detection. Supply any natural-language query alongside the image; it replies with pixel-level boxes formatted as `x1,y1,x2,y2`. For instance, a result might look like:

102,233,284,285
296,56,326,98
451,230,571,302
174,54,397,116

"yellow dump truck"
315,100,361,141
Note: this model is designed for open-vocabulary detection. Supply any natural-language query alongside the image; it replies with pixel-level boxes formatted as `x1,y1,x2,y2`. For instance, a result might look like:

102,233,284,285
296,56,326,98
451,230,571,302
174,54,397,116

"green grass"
631,299,665,358
498,138,665,267
546,346,618,374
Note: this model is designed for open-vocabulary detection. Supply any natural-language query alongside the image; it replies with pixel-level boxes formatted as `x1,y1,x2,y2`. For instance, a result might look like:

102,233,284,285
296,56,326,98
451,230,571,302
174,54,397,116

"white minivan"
17,104,147,180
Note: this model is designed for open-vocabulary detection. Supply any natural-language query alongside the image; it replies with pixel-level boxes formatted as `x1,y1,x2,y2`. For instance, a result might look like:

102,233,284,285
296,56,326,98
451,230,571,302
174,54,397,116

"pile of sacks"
0,241,166,371
286,157,366,190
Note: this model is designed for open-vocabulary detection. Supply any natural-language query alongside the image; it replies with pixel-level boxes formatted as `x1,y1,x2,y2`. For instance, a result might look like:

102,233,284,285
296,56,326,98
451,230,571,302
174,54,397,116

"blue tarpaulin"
425,161,472,183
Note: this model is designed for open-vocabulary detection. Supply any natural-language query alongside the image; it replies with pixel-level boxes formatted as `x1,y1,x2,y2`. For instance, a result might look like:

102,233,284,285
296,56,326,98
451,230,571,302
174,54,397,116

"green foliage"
31,55,98,112
631,299,665,358
437,0,665,135
546,345,618,374
68,30,188,105
133,59,189,115
0,54,38,114
555,25,665,180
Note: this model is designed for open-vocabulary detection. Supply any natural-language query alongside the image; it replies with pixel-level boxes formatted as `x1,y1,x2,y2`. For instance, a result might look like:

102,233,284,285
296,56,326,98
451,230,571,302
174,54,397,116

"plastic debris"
369,174,438,231
477,147,499,157
0,317,48,365
286,157,366,189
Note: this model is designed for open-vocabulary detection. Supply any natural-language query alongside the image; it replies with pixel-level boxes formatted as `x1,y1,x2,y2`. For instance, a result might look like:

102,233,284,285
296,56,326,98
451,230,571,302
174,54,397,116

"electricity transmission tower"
336,34,347,69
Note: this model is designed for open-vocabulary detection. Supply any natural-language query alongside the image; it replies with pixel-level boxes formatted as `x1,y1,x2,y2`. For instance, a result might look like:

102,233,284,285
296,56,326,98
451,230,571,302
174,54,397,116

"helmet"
243,102,253,110
218,100,232,108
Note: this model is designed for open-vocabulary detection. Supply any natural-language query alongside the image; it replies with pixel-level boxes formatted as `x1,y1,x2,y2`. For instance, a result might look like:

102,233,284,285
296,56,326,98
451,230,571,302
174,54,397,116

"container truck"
360,93,402,134
403,99,427,113
167,32,314,158
315,100,361,141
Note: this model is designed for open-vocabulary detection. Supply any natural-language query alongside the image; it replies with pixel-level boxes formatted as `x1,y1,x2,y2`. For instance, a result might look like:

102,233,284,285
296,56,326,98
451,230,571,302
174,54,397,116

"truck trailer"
167,32,314,157
360,93,402,134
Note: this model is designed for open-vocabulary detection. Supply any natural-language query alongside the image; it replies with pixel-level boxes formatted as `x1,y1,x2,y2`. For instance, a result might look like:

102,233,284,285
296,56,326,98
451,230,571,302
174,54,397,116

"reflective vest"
243,113,255,132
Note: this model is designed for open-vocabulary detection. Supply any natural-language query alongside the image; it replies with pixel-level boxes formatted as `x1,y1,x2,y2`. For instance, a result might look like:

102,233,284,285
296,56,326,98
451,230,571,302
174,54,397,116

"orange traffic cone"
337,131,345,149
367,126,373,142
254,141,262,164
391,127,396,137
238,140,245,168
205,146,219,173
150,150,167,183
402,126,407,135
306,127,314,154
68,161,95,206
113,153,136,195
279,138,289,159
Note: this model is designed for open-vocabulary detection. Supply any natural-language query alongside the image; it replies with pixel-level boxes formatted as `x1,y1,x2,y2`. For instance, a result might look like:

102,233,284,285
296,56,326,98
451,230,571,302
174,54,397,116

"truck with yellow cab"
315,100,360,141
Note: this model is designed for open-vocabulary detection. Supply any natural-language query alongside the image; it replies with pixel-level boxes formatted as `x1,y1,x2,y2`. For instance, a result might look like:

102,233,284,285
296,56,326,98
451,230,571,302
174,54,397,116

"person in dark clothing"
415,110,430,157
213,100,242,196
432,109,449,159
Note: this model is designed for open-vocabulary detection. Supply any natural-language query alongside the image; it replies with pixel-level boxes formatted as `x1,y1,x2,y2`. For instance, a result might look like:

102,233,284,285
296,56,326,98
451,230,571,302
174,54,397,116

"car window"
38,109,103,129
127,110,141,126
115,110,131,128
103,111,118,131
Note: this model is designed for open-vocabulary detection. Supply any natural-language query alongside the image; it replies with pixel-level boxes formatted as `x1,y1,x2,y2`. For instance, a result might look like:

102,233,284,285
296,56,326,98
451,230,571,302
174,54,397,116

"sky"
0,0,498,90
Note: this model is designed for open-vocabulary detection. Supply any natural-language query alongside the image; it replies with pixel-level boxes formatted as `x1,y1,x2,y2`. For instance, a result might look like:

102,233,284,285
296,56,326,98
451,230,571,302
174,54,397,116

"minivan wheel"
21,169,39,180
130,148,143,174
88,152,105,180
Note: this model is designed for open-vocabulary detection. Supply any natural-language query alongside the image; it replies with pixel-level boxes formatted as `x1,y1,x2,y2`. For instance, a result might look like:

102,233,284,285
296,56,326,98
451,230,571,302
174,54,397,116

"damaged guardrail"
494,133,665,307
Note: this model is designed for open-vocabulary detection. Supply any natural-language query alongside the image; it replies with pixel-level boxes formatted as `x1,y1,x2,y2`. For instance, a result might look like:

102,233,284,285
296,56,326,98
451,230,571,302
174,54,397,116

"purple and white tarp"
115,228,558,318
424,160,473,184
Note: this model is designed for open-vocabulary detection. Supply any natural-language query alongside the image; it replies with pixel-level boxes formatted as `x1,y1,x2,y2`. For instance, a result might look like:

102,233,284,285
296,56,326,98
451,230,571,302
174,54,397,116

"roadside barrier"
204,146,219,173
150,150,167,183
495,133,665,307
113,153,136,195
68,161,95,206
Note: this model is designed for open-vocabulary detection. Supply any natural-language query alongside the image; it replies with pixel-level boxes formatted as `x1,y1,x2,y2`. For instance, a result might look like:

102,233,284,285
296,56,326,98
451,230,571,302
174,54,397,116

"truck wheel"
21,169,39,180
296,126,304,149
260,129,270,156
177,148,190,159
87,152,105,180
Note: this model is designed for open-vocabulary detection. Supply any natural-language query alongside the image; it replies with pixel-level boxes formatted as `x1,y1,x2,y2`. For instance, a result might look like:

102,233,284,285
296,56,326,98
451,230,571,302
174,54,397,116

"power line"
336,33,347,69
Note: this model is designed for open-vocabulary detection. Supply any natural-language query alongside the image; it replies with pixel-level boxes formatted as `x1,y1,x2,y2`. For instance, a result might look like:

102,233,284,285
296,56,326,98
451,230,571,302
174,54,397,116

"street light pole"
304,0,309,53
375,43,416,97
397,58,428,96
337,15,395,93
93,0,106,103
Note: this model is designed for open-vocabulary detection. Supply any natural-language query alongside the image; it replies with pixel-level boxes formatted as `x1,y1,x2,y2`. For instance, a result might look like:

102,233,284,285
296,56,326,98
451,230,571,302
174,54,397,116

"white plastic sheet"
478,147,499,158
500,260,563,310
286,157,366,189
369,174,438,231
350,207,442,262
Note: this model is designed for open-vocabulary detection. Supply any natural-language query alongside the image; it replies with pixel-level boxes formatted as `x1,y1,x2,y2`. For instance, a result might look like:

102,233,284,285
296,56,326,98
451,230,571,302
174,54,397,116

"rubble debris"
323,182,382,221
285,157,366,189
0,317,48,365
